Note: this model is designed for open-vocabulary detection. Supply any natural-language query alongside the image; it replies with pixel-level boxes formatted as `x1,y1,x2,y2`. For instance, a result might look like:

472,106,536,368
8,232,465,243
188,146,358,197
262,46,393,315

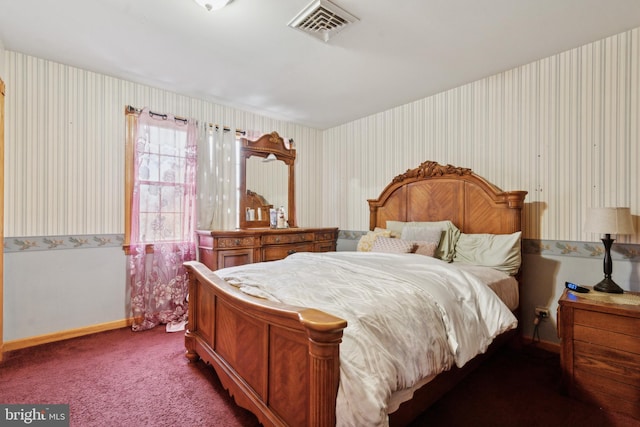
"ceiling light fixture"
193,0,233,12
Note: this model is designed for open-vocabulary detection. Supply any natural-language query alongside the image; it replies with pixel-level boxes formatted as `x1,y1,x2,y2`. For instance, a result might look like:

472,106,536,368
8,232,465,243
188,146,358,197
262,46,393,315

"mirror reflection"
247,156,289,208
246,156,288,218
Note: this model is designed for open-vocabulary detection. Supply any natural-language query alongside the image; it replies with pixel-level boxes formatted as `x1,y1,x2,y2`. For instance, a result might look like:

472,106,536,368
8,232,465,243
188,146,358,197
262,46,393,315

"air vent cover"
288,0,358,42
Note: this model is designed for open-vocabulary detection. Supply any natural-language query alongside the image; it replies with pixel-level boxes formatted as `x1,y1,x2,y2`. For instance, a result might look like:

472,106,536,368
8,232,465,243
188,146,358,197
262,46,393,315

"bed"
184,160,527,426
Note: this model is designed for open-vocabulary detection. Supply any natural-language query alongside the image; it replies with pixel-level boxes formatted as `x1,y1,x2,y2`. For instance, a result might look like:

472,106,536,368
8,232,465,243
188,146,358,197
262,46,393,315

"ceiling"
1,0,640,130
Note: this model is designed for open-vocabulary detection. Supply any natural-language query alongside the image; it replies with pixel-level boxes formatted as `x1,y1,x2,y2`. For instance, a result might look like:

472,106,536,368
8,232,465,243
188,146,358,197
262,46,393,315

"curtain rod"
125,105,245,134
205,122,246,135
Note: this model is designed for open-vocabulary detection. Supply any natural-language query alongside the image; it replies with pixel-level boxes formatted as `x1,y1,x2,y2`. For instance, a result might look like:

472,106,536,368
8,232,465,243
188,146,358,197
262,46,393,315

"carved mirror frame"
239,131,296,229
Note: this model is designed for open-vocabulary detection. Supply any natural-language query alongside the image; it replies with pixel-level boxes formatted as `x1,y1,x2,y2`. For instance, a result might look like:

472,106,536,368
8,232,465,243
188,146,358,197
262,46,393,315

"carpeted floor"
411,345,638,427
0,327,260,427
0,327,637,427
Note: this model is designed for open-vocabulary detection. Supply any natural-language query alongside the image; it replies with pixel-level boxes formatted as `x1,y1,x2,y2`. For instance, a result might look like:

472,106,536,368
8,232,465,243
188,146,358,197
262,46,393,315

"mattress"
453,263,519,311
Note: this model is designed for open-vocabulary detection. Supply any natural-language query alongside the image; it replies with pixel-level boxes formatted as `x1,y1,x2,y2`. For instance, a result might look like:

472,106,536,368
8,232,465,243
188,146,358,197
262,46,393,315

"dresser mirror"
239,132,296,229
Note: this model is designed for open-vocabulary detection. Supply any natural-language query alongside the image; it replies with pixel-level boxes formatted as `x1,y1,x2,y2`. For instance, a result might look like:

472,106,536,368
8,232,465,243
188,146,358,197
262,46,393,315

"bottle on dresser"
276,206,287,229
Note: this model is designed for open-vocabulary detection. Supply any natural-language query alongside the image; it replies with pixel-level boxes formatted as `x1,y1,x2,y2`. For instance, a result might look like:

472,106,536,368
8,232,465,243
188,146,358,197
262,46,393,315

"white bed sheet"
216,251,518,427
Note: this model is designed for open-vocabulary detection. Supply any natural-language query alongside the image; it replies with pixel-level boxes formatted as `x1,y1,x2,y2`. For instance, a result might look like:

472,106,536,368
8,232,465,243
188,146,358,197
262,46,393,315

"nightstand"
558,288,640,420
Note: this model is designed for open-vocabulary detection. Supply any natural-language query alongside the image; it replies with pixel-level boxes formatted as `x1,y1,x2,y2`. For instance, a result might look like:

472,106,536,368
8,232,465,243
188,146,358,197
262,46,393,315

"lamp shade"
584,207,635,235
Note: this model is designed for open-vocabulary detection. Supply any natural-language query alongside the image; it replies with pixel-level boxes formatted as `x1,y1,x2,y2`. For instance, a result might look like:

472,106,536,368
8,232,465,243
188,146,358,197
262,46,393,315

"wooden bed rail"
184,261,347,427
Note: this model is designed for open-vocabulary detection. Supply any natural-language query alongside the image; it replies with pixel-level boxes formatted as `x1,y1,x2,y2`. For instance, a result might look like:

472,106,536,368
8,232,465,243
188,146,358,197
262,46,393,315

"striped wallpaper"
3,51,324,237
4,26,640,244
322,27,640,244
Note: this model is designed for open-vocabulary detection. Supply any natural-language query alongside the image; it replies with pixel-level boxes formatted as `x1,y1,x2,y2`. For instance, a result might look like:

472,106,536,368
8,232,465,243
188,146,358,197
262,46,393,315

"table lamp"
584,207,635,293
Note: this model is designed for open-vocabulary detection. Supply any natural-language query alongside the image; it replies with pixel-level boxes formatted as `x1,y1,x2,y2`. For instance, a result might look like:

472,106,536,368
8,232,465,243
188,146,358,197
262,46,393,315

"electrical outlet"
535,307,550,318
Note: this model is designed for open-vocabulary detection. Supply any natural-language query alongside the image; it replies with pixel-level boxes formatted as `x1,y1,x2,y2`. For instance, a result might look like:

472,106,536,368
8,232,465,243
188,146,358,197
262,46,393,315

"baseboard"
2,318,134,353
521,335,560,353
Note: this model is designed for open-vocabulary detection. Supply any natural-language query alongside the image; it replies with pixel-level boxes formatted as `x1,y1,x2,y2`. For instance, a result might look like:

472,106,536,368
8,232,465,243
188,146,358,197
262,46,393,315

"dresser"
196,227,338,271
558,288,640,420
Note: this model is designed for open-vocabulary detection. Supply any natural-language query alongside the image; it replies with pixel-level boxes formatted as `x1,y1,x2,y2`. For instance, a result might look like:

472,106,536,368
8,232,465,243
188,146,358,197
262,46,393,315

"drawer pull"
275,237,281,243
234,239,241,245
287,249,297,255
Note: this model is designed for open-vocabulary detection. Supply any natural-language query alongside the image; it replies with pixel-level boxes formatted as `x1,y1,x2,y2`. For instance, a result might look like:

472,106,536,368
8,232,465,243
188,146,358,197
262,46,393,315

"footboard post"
184,262,200,363
301,310,347,427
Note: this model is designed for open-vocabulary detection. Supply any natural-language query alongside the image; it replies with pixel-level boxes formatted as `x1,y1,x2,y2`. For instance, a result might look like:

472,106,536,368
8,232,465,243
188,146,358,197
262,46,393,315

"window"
124,108,197,252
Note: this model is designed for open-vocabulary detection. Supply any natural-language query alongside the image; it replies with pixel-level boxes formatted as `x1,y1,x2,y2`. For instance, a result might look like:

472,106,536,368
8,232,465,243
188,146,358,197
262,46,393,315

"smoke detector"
288,0,359,42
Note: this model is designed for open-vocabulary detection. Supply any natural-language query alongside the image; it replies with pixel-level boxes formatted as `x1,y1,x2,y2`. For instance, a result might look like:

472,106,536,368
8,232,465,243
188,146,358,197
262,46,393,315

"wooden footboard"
184,261,347,427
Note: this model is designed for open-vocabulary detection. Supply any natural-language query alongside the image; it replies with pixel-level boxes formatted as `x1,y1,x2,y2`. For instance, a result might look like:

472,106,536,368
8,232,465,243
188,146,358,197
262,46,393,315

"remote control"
565,281,590,293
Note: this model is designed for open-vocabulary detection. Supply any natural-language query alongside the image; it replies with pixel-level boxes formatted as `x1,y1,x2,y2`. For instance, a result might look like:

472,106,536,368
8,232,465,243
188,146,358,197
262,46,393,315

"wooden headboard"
368,161,527,235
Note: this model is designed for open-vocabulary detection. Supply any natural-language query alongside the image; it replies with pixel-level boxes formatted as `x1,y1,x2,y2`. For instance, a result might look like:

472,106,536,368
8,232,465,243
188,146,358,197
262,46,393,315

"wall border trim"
4,234,124,253
338,231,640,261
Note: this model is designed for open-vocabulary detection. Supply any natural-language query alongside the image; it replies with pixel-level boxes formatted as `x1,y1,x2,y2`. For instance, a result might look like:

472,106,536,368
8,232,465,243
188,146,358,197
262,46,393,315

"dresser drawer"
263,243,314,261
574,324,640,354
314,241,336,252
217,236,256,248
575,309,640,338
262,233,314,245
574,341,640,385
314,231,337,241
218,248,255,269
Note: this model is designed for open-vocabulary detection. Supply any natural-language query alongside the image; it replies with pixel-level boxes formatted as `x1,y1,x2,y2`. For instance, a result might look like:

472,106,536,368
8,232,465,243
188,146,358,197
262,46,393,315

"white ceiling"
1,0,640,129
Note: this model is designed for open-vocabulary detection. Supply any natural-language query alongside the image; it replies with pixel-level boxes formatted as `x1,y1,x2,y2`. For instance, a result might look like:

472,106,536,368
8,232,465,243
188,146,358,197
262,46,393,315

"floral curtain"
128,109,198,332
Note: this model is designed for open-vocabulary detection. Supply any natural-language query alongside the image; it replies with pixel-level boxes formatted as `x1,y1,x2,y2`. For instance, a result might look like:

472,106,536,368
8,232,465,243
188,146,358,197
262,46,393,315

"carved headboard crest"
392,160,472,183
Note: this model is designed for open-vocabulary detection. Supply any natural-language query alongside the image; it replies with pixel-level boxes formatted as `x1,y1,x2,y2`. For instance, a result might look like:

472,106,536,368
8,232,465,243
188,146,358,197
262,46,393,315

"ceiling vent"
288,0,359,42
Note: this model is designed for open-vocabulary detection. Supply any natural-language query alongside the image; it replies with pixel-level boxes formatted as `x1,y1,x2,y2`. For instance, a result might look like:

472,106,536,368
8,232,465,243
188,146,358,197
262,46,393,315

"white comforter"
215,251,517,427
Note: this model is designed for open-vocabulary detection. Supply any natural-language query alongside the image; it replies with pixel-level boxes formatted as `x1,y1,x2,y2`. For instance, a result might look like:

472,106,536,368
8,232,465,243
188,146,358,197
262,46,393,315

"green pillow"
453,232,522,275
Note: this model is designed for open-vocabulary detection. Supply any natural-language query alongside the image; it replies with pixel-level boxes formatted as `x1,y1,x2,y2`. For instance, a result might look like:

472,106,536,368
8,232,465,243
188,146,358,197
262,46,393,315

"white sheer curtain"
197,124,239,230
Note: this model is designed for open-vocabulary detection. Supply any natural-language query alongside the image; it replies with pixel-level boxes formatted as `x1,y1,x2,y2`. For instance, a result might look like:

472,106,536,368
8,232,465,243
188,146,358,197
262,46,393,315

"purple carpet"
1,327,637,426
411,345,639,427
0,327,259,427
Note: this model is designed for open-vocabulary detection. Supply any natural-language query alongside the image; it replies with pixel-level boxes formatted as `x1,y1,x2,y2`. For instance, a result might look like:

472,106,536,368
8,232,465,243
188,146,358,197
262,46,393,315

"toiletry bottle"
270,208,277,228
277,206,286,228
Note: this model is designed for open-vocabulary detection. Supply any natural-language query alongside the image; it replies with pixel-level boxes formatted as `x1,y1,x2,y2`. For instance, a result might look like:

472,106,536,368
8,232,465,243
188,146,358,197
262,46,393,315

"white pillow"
371,237,416,254
400,226,443,242
453,231,522,275
385,221,406,238
400,226,443,257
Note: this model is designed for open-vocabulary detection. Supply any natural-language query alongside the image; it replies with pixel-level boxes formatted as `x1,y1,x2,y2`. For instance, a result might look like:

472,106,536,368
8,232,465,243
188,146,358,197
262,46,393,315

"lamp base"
593,277,624,294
